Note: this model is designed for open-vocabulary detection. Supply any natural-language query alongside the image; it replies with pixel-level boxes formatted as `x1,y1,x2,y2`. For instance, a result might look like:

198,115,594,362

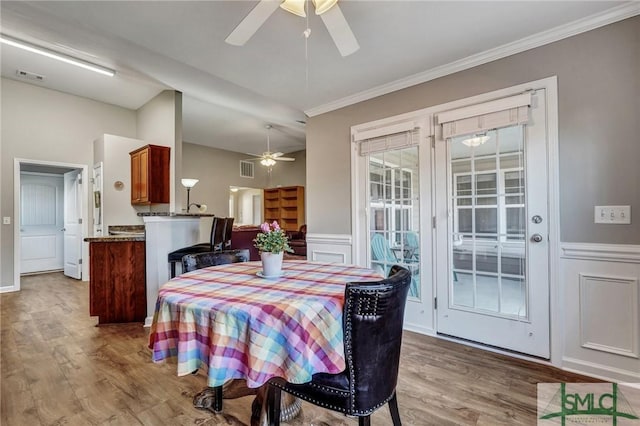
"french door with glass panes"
368,146,421,298
434,89,550,358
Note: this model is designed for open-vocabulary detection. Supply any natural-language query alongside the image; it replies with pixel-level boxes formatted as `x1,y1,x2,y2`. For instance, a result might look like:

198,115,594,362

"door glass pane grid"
450,126,527,319
368,147,420,299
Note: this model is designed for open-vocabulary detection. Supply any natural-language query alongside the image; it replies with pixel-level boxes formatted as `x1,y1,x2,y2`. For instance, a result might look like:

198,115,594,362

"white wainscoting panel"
306,233,353,265
561,242,640,382
579,273,638,358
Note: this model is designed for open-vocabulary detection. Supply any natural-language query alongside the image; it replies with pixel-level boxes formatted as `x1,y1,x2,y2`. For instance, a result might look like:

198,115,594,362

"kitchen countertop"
136,212,215,217
84,235,145,242
84,225,146,242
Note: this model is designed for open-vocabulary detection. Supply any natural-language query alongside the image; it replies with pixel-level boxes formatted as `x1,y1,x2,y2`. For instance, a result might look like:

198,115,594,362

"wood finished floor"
1,272,596,426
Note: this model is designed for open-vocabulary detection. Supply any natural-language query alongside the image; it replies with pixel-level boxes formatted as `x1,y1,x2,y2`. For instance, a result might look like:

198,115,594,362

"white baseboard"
404,323,435,337
563,357,640,383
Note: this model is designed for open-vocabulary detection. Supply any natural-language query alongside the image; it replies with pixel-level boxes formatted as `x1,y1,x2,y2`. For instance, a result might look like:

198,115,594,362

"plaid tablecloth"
149,260,381,388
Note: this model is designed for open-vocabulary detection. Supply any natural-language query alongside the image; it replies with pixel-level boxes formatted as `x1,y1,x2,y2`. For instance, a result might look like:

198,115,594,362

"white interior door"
63,170,83,279
435,89,550,358
253,194,262,225
92,163,103,236
20,173,64,273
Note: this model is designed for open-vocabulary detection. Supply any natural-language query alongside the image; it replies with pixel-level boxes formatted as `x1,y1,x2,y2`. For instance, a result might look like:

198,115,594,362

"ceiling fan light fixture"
280,0,306,17
461,135,490,147
313,0,338,15
260,158,276,167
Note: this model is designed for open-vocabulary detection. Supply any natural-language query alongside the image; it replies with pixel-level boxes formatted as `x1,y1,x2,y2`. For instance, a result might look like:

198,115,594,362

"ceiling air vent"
16,69,45,81
240,160,254,179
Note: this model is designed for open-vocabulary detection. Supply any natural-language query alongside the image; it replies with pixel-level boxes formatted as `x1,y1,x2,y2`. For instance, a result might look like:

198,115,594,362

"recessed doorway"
11,159,89,292
229,187,263,226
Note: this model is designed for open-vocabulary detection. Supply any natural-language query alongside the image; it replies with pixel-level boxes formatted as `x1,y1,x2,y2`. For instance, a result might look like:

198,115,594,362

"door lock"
531,234,543,243
531,215,543,224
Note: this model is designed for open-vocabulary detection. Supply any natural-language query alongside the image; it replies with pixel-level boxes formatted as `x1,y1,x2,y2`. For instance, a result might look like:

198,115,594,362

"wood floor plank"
1,272,601,426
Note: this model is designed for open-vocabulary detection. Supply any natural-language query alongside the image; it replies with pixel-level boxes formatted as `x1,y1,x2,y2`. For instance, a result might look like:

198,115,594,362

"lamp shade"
181,178,199,188
313,0,338,15
280,0,306,17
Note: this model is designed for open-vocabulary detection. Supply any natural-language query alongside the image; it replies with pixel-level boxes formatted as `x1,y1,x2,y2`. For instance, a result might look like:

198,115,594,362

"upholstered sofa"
286,225,307,258
230,225,307,261
229,226,261,261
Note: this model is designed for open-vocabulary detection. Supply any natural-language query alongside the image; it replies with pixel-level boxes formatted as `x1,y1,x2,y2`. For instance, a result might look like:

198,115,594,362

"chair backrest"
181,249,249,273
208,217,222,250
223,217,234,248
371,233,396,262
210,217,234,251
405,231,419,249
343,266,411,413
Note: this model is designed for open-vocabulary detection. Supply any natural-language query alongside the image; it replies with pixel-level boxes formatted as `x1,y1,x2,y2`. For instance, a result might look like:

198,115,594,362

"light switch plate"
2,217,10,225
594,205,631,224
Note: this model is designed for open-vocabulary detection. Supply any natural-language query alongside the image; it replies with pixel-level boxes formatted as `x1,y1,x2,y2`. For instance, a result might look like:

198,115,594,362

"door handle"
531,234,543,243
61,228,66,232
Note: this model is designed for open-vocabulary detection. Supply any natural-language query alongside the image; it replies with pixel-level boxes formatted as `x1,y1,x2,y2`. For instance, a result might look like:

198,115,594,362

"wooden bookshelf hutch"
263,186,305,232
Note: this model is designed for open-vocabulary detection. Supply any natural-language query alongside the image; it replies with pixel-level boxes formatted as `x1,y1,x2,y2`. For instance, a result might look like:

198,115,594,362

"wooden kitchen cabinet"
89,240,146,324
130,144,170,204
263,186,305,232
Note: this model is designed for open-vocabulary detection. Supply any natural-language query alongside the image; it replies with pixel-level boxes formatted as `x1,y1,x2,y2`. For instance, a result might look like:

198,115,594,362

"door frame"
350,76,561,367
11,158,89,292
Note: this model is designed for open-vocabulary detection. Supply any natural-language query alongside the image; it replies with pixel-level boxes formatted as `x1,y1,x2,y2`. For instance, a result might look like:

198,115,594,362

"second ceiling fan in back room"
225,0,359,57
245,125,296,167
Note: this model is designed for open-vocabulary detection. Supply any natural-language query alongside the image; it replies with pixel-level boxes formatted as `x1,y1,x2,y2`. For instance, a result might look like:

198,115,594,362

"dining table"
148,259,382,425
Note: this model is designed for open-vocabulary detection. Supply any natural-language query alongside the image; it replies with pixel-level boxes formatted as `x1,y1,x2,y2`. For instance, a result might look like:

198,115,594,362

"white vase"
261,251,284,277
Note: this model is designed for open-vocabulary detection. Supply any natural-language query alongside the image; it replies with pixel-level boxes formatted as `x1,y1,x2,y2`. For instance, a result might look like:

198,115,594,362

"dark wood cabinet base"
89,240,146,324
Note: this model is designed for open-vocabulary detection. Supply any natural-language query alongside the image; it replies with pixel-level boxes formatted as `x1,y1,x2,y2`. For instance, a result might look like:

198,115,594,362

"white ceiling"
1,1,636,156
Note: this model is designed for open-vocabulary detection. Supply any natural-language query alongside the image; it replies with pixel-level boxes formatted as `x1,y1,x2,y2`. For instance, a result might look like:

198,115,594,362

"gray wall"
0,78,137,286
307,16,639,244
181,142,306,217
136,90,182,213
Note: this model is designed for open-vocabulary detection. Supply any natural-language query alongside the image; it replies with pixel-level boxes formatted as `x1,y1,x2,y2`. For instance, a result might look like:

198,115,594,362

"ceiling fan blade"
275,157,295,161
319,4,359,57
272,152,285,158
225,0,281,46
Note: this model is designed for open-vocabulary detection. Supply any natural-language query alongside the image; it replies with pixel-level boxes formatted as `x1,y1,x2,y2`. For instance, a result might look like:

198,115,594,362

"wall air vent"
240,160,254,178
16,69,45,81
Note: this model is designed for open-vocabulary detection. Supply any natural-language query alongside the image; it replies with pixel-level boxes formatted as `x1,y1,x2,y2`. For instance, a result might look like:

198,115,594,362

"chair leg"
388,392,402,425
213,385,223,412
358,416,371,426
265,384,282,426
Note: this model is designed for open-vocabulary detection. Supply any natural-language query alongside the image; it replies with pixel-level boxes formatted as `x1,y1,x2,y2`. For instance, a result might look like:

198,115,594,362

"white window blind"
353,121,422,157
437,92,531,138
358,128,421,156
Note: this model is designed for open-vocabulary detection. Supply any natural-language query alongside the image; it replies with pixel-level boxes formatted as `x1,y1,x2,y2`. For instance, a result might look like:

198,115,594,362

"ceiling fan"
245,125,295,167
226,0,359,57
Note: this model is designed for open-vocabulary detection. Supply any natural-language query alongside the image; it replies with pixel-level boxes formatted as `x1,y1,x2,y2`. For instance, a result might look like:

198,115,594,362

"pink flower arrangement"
254,221,292,254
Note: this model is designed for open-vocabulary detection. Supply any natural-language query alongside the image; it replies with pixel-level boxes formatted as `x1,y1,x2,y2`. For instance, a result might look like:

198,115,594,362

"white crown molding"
305,2,640,117
561,242,640,263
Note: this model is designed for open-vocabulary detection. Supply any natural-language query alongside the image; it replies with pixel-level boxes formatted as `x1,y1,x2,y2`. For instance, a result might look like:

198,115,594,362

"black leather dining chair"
265,265,412,426
167,217,235,278
183,248,249,414
181,249,249,273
